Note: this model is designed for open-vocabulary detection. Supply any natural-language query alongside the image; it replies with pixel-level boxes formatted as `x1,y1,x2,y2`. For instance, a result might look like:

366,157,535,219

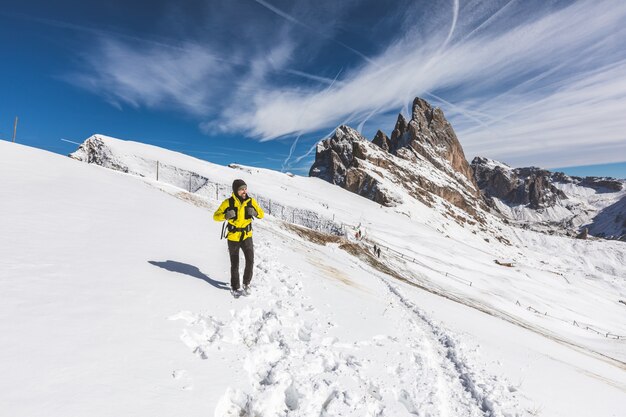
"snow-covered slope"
3,138,626,416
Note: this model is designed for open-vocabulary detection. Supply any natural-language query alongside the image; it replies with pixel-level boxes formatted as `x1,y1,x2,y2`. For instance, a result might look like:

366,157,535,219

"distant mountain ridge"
471,157,625,240
309,97,626,241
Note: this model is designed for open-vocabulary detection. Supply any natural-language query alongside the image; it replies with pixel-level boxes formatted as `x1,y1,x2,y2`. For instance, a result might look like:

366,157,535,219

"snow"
2,138,626,416
480,158,512,172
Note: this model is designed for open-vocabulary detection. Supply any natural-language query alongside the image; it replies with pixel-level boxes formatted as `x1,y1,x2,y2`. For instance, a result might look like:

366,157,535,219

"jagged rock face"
372,130,390,152
310,98,486,223
310,126,398,206
471,157,566,210
389,98,478,192
309,126,355,185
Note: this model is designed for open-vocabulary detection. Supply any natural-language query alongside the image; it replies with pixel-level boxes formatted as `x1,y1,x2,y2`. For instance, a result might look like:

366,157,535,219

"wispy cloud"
65,39,227,115
64,0,626,169
229,0,626,168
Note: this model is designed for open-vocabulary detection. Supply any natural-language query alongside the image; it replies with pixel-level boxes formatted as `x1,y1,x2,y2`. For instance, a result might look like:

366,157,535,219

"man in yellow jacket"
213,179,264,296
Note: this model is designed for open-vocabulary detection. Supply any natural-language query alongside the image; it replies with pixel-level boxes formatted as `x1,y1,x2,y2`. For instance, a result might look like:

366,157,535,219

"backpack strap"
220,197,237,240
226,223,253,242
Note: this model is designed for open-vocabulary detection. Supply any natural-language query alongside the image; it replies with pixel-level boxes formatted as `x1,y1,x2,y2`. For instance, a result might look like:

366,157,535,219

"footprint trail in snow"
169,239,526,416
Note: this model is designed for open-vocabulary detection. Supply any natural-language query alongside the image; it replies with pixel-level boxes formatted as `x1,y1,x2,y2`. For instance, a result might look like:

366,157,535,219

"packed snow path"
169,236,522,416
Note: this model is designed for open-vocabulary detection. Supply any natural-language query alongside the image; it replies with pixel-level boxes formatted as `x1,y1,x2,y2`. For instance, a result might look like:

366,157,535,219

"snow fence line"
514,301,626,340
374,237,626,341
147,160,626,343
143,159,347,237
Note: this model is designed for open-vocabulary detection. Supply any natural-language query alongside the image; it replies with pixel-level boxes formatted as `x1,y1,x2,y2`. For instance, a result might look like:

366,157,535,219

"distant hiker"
373,244,378,253
213,179,264,297
377,248,381,258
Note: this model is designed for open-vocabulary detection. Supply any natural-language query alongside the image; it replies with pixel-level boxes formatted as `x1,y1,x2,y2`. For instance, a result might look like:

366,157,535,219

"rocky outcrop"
310,126,398,206
310,97,486,223
69,135,130,173
579,177,623,193
471,158,566,210
471,156,626,240
372,130,390,152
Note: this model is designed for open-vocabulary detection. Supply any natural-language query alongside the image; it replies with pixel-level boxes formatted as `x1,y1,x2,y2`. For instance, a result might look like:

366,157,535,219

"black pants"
227,237,254,290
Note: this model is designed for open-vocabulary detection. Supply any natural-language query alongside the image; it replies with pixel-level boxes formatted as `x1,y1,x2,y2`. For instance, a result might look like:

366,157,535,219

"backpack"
220,196,254,241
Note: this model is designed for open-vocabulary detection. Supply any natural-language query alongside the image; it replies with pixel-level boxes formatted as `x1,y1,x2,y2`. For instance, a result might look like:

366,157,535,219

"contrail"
441,0,460,50
424,92,491,129
282,134,301,171
357,102,385,133
252,0,377,66
60,138,82,145
292,110,359,166
412,0,460,82
460,0,518,42
285,69,346,86
254,0,302,26
282,68,343,170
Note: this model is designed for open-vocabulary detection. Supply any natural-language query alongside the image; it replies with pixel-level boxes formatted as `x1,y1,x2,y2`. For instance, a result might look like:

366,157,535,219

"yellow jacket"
213,193,265,241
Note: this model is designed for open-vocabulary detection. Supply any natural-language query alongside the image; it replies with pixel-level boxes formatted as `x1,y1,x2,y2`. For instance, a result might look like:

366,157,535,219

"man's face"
238,187,247,198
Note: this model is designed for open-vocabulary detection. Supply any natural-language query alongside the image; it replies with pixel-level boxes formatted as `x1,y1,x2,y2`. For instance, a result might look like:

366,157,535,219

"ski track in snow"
169,239,524,417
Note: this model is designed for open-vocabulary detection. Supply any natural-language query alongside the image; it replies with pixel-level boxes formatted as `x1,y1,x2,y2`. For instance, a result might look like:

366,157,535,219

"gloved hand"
224,208,236,220
245,206,258,218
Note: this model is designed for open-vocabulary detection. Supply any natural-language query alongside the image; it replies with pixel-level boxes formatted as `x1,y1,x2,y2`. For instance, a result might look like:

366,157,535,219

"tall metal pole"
12,116,18,143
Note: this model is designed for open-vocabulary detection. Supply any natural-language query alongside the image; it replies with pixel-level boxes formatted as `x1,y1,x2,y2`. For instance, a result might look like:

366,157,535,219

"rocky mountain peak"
310,125,368,185
372,130,391,152
384,98,477,190
389,113,408,148
309,97,486,224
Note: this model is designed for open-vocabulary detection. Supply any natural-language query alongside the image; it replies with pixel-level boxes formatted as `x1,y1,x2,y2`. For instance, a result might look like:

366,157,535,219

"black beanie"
232,179,247,193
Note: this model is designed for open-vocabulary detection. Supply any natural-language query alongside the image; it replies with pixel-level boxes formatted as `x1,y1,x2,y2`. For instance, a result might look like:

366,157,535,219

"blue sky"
1,0,625,178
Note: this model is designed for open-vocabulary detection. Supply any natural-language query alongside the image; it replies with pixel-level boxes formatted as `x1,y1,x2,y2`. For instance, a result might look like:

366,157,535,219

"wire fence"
149,158,626,342
516,301,626,340
148,160,347,236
